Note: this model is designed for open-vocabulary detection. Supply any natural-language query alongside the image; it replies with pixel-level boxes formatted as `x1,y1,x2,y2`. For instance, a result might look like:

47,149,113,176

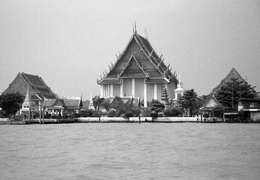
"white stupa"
21,86,32,112
88,92,95,110
174,75,185,100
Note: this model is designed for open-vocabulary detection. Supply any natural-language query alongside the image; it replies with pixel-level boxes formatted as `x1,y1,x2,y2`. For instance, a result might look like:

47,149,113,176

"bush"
203,114,209,118
141,108,152,117
107,109,117,117
80,109,95,117
151,112,158,119
149,99,165,113
91,110,100,117
164,106,182,117
123,111,134,119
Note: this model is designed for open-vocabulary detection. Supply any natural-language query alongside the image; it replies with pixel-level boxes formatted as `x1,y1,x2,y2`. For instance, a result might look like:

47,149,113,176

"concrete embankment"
1,117,198,125
0,118,26,125
77,117,198,123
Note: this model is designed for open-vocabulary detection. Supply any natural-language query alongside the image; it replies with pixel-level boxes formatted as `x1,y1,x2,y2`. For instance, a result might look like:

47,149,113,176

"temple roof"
63,98,82,110
98,31,177,85
21,73,57,99
203,93,223,108
3,72,57,100
213,68,245,93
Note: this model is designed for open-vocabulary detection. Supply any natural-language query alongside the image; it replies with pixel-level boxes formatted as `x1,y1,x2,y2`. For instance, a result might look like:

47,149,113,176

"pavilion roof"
203,93,223,108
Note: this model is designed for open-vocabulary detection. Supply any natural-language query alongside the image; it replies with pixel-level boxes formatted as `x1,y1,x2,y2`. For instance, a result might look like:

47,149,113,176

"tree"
178,89,198,117
216,78,257,108
161,85,169,104
0,93,24,118
164,106,182,117
149,99,165,113
92,96,105,111
193,95,208,115
109,96,141,118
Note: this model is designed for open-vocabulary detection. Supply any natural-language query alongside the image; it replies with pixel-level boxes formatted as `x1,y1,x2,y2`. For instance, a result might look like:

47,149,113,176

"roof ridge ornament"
157,58,164,68
149,49,154,57
145,28,148,39
133,22,137,34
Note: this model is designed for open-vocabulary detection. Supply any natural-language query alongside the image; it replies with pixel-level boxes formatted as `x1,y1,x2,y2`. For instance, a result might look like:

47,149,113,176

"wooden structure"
97,29,178,107
238,98,260,122
199,93,224,118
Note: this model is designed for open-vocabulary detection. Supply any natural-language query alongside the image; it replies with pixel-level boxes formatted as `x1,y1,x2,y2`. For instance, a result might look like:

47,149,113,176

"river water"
0,123,259,180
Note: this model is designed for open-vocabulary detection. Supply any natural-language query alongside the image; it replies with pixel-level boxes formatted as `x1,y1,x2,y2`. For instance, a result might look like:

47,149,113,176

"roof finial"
177,75,183,88
133,22,137,34
145,28,148,39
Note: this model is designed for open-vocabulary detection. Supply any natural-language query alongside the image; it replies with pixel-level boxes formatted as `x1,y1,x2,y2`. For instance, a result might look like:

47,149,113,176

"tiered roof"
98,31,177,85
3,72,56,99
43,97,82,110
21,73,56,99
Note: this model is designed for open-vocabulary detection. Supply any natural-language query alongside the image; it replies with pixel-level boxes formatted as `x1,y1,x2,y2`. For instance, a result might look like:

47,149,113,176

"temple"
97,29,179,107
3,72,82,119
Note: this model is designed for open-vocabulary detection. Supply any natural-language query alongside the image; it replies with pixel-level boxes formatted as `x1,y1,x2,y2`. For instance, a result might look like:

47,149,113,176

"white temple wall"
123,79,132,96
113,84,120,97
135,78,144,100
147,84,154,102
157,84,163,100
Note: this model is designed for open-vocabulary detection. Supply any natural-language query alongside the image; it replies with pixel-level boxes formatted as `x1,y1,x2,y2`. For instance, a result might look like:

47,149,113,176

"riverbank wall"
77,117,198,123
1,117,199,125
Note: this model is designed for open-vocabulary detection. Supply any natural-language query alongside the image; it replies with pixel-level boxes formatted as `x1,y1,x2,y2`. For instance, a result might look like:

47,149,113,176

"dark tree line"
216,78,257,108
0,93,24,118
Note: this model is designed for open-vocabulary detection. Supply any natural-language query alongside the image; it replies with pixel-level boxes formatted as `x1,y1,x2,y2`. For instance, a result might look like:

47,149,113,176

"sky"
0,0,260,100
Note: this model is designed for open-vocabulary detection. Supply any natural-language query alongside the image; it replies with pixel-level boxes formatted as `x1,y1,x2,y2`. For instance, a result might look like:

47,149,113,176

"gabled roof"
200,93,224,112
43,99,56,107
98,31,177,84
21,72,57,99
3,72,57,100
213,68,245,92
239,98,260,102
203,93,223,108
52,98,66,108
63,98,82,110
119,55,150,78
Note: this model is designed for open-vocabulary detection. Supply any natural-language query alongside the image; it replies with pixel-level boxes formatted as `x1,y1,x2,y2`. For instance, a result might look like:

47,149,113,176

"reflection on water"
0,123,260,180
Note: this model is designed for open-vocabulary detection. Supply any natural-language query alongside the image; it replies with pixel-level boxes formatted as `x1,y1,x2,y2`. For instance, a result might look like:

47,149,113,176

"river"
0,123,259,180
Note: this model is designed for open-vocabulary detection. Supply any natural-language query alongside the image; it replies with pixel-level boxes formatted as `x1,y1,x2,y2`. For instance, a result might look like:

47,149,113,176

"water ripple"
0,123,260,179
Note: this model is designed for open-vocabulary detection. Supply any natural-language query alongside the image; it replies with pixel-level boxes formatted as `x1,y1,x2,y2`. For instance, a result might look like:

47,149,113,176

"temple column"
106,85,109,98
100,85,104,98
110,84,113,97
144,80,147,107
132,78,135,97
120,79,124,97
103,86,106,98
154,83,157,100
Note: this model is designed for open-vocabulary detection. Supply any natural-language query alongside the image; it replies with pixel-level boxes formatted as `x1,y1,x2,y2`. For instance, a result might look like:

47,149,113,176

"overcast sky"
1,0,260,100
